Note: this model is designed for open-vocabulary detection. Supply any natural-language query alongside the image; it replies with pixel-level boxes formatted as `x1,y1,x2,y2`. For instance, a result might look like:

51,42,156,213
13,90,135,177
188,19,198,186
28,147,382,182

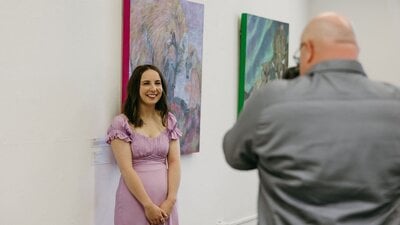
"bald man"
223,12,400,225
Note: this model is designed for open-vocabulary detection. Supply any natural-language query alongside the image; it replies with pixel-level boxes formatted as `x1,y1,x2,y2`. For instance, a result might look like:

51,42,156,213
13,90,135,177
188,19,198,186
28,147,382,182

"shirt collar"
306,60,367,77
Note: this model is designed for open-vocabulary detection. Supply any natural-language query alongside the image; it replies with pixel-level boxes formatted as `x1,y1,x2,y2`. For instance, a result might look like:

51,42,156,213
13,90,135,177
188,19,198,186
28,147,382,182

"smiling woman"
139,69,164,106
106,64,182,225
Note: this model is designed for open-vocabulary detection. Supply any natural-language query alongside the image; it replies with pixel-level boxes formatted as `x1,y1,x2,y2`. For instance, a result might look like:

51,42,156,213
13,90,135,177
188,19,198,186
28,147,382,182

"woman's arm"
110,139,167,224
160,139,181,215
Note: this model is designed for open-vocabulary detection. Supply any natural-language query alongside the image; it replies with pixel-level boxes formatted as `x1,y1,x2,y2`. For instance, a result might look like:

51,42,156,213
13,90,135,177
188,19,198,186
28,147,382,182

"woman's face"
139,69,163,106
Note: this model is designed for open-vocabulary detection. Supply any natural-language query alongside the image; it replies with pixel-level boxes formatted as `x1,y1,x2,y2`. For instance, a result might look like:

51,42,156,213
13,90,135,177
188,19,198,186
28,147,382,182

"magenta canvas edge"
121,0,130,108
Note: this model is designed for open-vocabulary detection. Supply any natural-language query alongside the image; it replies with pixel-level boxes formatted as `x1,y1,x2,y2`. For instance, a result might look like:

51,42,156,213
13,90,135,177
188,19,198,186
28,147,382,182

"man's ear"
304,41,314,64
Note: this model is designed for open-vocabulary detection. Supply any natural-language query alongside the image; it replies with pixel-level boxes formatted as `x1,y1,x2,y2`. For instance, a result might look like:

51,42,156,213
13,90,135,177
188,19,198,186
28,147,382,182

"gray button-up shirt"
223,60,400,225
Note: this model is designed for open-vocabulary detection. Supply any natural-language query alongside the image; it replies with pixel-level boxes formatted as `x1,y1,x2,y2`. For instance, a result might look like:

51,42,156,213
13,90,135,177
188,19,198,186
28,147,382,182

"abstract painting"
122,0,204,154
238,13,289,113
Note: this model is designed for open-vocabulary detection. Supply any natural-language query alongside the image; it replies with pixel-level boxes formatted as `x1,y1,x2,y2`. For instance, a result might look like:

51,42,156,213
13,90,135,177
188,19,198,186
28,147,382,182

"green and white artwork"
238,13,289,113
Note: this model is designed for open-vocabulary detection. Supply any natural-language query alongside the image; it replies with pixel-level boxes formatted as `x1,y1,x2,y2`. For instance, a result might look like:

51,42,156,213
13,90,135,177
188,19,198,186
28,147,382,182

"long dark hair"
123,64,169,127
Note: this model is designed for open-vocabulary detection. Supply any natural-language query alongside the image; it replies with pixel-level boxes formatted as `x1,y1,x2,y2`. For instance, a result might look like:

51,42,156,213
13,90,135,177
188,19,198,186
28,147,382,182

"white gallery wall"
0,0,121,225
1,0,399,225
179,1,309,225
309,0,400,85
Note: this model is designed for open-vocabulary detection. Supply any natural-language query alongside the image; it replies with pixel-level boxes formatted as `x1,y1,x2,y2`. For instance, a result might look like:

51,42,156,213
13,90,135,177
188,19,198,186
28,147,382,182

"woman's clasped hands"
144,203,168,225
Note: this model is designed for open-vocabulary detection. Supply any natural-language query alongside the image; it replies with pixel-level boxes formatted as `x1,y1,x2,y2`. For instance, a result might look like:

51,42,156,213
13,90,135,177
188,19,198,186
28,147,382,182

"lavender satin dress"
106,112,182,225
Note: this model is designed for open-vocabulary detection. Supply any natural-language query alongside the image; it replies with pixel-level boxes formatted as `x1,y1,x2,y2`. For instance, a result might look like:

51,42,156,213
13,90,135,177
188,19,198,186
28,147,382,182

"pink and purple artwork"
122,0,204,154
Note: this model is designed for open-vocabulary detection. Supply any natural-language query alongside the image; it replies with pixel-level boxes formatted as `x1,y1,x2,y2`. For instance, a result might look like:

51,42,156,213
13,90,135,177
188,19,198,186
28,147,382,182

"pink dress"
106,112,182,225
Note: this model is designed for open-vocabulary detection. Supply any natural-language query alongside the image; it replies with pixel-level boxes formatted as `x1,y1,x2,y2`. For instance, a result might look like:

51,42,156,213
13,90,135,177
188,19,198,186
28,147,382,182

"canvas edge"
238,13,248,116
121,0,130,111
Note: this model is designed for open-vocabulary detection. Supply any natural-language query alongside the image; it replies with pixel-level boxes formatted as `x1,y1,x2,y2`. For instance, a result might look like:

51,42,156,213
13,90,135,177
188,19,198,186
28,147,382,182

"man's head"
298,12,360,75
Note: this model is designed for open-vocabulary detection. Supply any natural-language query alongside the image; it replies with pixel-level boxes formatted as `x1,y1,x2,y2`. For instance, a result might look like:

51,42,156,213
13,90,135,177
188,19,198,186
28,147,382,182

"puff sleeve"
106,114,132,144
167,112,182,140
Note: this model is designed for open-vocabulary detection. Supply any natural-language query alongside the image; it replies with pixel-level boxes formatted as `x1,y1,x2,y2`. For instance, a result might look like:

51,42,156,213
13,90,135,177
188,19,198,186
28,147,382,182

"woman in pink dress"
106,64,181,225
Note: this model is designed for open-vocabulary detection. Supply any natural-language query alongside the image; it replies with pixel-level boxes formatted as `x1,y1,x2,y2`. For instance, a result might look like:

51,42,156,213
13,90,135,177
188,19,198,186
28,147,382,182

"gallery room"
1,0,399,225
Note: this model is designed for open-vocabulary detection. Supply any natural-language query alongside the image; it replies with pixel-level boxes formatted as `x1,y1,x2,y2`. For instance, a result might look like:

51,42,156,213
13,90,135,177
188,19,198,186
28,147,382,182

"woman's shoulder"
110,113,129,127
115,113,128,121
106,113,132,144
166,112,182,138
167,112,177,123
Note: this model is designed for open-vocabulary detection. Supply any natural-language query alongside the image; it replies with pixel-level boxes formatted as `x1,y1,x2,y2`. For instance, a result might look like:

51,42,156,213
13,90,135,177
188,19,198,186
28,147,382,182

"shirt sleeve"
222,90,264,170
223,81,288,170
106,114,132,144
167,112,182,140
